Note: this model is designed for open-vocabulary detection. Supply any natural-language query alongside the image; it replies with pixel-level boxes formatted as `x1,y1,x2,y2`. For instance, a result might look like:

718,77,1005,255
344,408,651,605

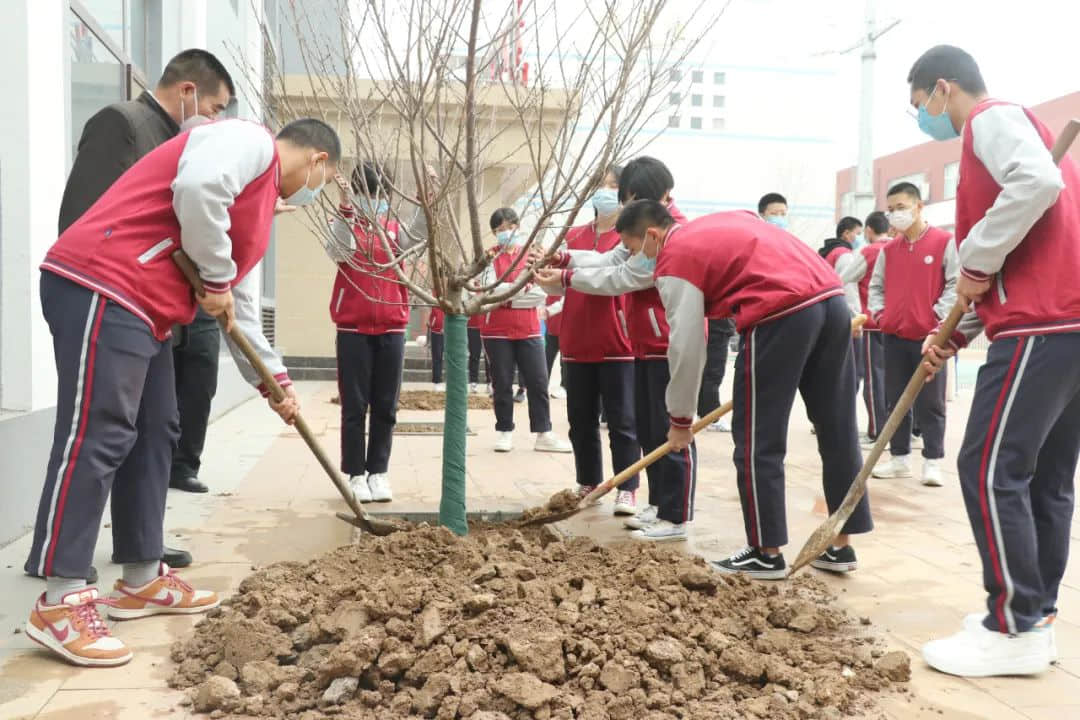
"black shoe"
810,544,858,573
26,565,99,584
514,388,526,403
170,475,209,493
163,546,193,568
710,546,787,580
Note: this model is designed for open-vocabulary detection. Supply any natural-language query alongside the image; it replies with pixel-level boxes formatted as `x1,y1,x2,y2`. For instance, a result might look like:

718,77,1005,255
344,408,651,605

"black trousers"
26,272,179,578
430,331,445,383
860,332,886,439
732,296,872,548
483,337,551,432
884,334,947,459
337,331,406,476
545,332,565,388
170,309,221,482
959,334,1080,634
468,327,483,384
637,358,696,522
564,361,639,491
697,318,733,418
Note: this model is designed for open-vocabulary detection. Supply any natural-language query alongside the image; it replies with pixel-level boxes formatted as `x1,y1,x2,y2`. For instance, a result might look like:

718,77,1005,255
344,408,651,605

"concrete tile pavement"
0,373,1078,718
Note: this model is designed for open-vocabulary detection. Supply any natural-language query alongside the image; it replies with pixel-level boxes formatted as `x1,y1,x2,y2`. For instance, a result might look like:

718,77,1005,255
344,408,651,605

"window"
691,70,703,83
840,191,856,218
669,92,681,105
668,115,680,128
80,0,125,50
944,161,960,200
712,118,725,130
691,94,702,107
713,95,725,108
669,69,682,82
690,117,702,130
69,8,127,158
714,71,726,84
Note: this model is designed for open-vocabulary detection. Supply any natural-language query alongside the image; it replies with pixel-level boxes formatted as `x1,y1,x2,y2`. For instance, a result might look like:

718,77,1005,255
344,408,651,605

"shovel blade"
336,511,402,536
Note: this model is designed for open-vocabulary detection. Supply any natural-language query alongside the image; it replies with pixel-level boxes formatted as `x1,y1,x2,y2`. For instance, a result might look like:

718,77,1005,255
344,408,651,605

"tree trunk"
439,312,469,535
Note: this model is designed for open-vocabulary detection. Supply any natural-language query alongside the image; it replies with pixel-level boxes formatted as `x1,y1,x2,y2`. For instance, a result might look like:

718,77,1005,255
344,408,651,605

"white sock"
46,577,87,606
122,560,160,588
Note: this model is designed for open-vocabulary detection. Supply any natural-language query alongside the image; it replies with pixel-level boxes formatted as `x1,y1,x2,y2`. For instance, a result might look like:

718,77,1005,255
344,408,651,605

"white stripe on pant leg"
986,339,1032,635
38,293,100,577
749,328,762,545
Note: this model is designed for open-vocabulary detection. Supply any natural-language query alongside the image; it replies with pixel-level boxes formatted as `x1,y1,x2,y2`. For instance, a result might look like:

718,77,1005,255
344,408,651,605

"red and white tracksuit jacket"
867,225,959,341
478,245,546,340
838,241,889,331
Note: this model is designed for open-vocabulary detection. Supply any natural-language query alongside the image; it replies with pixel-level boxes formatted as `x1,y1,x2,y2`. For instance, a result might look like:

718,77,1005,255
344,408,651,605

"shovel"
172,250,401,536
789,118,1080,574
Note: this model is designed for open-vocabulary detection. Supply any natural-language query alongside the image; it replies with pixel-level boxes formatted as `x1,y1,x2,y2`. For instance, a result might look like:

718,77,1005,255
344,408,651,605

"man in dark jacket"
34,49,235,581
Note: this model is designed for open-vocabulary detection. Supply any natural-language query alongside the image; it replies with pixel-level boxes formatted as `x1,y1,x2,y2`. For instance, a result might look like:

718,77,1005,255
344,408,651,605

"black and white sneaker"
810,544,858,573
709,546,787,580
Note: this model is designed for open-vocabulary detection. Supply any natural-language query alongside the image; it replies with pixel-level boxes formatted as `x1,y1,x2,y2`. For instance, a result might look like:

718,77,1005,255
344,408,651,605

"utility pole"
853,0,900,221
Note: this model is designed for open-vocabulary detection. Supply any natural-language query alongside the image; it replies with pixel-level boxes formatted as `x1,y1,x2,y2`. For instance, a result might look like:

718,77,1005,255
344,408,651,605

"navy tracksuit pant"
483,337,551,433
697,318,733,418
564,361,640,491
884,334,947,458
467,327,484,384
732,296,872,548
636,358,697,523
959,333,1080,634
171,309,221,483
337,331,406,476
26,272,179,579
861,331,886,439
430,331,445,383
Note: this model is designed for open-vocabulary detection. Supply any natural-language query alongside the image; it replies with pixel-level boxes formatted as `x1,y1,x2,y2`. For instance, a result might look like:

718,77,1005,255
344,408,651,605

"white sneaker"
624,504,659,530
963,613,1059,663
922,622,1051,677
549,386,567,400
922,458,944,487
534,431,572,453
433,382,446,392
858,433,877,449
469,383,479,394
367,473,392,502
631,519,687,542
872,454,912,479
494,431,514,453
707,418,731,432
613,490,637,516
349,475,373,503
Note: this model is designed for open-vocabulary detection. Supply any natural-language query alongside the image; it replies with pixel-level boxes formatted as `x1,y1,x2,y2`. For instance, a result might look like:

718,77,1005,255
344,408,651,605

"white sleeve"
834,253,861,316
568,244,630,268
509,283,546,309
546,298,565,315
569,261,654,296
224,271,290,393
837,252,867,285
656,275,706,427
935,239,960,320
868,251,886,318
172,121,275,293
961,105,1065,277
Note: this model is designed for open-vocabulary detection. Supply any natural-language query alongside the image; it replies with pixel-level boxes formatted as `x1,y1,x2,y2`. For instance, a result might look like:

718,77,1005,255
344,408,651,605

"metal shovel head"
788,509,849,575
336,511,404,536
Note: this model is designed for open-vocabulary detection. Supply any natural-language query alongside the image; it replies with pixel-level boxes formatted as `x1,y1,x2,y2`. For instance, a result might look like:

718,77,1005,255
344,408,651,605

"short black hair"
158,49,236,99
352,161,394,198
489,207,519,232
615,200,674,237
865,210,889,235
606,164,624,186
276,118,342,164
886,181,921,202
758,192,787,214
907,45,987,95
836,216,863,239
618,157,674,203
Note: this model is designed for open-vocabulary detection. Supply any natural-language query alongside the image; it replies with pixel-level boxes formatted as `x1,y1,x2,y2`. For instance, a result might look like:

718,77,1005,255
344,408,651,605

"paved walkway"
1,374,1078,719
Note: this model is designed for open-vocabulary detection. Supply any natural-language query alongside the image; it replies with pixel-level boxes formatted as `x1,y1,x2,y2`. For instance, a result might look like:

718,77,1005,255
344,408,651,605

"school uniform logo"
924,255,934,264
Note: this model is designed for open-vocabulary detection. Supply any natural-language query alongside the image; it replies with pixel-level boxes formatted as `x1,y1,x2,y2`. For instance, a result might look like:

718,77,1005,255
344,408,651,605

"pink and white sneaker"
107,563,219,620
613,490,637,516
25,588,132,667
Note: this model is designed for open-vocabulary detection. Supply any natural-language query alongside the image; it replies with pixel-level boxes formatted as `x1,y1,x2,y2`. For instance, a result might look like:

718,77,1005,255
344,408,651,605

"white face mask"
887,208,915,232
180,87,200,126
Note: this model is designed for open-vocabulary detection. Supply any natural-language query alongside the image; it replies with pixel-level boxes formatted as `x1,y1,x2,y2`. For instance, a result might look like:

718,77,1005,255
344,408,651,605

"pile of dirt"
518,489,583,525
398,391,494,411
171,524,909,720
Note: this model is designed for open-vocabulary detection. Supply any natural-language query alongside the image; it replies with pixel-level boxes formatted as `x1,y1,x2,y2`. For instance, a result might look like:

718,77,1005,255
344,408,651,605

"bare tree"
251,0,724,533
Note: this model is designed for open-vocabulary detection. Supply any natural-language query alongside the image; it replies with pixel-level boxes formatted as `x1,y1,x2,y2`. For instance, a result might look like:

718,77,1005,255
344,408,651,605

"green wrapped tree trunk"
439,313,468,535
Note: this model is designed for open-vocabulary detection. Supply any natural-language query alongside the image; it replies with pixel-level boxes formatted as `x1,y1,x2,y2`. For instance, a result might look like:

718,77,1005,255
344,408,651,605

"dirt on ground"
171,523,909,720
398,391,494,411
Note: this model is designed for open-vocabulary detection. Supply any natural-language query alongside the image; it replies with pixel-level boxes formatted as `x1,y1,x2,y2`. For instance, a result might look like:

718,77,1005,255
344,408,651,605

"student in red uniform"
25,118,340,666
328,163,427,505
467,314,485,393
868,182,958,487
536,167,640,513
428,307,446,390
535,157,696,538
542,295,567,399
480,208,572,454
822,217,867,435
839,211,891,445
758,192,789,228
911,45,1078,677
616,200,873,577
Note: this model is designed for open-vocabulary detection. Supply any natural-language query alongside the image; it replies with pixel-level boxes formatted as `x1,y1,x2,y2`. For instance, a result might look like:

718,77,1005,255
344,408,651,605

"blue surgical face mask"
852,232,865,249
592,188,620,216
496,229,515,246
765,214,789,230
360,195,389,217
284,161,326,207
917,85,959,141
627,250,655,274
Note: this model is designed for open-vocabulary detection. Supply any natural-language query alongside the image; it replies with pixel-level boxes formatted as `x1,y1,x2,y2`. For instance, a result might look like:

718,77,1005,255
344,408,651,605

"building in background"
835,92,1080,231
0,0,279,545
